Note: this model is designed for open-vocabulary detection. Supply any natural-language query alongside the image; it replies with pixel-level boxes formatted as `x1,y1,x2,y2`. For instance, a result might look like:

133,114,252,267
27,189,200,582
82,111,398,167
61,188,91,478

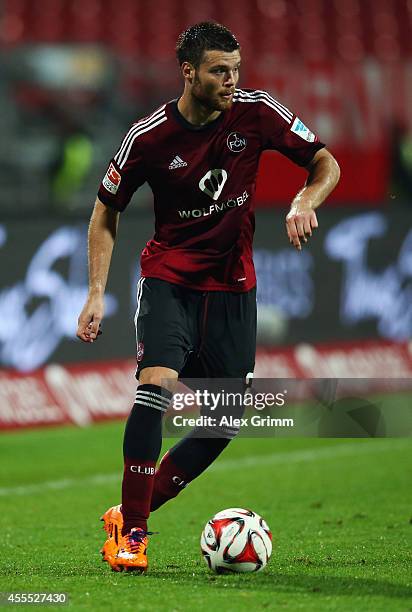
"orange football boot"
100,505,152,572
111,528,150,572
100,504,123,564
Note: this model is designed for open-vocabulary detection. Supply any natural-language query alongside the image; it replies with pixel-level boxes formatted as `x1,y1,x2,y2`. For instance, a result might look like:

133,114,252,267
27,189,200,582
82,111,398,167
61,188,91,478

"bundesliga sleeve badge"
290,117,316,142
102,163,122,194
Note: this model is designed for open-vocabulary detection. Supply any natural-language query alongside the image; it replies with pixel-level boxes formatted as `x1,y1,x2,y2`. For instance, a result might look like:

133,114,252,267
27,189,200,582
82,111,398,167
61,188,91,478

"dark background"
1,206,410,371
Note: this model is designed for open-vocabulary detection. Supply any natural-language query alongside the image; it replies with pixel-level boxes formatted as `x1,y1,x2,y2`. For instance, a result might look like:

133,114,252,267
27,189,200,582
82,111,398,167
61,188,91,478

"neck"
177,90,221,126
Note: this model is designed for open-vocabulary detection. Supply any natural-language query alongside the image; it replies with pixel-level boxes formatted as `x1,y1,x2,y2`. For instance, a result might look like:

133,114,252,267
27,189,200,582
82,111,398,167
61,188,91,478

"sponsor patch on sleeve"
290,117,316,142
102,163,121,194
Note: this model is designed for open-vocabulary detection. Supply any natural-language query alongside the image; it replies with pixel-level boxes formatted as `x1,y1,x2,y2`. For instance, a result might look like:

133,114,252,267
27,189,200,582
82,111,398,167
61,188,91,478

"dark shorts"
134,277,256,379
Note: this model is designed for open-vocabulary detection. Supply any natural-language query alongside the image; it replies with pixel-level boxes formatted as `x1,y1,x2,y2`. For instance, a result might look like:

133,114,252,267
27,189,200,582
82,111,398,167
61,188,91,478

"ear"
181,61,195,84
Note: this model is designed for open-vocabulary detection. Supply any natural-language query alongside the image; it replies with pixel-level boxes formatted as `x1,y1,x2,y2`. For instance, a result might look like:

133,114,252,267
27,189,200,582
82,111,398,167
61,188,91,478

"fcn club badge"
137,342,144,362
227,132,247,153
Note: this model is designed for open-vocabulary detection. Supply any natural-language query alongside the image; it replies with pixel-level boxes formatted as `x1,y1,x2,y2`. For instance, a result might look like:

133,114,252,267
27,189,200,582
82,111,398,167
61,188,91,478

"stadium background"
0,3,411,610
1,0,412,427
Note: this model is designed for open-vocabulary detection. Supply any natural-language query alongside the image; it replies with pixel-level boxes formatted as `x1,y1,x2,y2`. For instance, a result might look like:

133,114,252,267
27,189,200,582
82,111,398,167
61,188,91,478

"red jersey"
98,88,324,292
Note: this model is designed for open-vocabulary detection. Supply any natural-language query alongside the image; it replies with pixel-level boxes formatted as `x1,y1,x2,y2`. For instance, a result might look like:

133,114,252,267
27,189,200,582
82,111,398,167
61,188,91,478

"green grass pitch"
0,422,411,611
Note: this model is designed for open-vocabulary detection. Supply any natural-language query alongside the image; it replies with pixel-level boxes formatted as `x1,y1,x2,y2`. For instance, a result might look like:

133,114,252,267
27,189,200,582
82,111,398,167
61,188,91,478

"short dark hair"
176,22,240,68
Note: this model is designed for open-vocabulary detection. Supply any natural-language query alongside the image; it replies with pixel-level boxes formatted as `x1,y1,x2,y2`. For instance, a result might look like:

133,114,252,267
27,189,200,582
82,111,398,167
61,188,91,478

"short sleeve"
258,92,325,167
97,126,147,212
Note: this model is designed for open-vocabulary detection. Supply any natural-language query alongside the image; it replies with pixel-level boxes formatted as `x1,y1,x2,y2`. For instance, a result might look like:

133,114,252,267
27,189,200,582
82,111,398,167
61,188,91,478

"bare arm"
77,197,120,343
286,148,340,250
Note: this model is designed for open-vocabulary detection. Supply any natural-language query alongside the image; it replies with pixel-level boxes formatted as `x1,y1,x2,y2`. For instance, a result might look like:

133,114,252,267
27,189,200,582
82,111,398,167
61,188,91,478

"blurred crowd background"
2,0,412,212
1,0,412,381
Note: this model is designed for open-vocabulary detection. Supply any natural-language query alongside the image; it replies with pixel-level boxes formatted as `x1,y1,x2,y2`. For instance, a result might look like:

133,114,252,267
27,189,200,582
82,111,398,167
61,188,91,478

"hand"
286,204,318,251
77,296,104,343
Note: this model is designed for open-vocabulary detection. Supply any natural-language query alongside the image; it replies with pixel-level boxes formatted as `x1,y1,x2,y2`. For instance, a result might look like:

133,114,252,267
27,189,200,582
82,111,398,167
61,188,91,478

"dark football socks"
150,429,230,511
121,384,171,534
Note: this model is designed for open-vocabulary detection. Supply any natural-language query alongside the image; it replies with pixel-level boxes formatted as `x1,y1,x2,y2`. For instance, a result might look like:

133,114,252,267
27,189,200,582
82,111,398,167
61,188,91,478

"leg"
121,366,177,533
151,428,231,511
151,378,247,512
101,278,199,571
121,277,197,531
151,288,257,511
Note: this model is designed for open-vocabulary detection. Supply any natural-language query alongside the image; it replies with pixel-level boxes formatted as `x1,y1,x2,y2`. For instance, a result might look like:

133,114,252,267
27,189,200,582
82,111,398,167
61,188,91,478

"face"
189,49,241,111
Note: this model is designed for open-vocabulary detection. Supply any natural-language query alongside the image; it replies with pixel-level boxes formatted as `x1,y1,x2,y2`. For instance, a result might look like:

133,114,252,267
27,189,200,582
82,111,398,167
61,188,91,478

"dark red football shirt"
98,88,324,292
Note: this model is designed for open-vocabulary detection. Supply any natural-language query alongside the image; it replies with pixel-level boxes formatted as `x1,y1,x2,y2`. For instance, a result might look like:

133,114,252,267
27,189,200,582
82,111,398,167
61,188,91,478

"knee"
138,366,178,392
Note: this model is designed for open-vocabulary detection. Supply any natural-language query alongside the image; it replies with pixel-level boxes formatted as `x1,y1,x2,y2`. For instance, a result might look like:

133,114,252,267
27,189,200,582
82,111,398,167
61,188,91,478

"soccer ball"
200,508,272,573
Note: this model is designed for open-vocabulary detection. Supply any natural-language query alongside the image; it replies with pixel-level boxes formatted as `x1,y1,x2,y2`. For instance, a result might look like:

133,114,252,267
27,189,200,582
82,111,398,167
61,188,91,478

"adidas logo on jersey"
169,155,188,170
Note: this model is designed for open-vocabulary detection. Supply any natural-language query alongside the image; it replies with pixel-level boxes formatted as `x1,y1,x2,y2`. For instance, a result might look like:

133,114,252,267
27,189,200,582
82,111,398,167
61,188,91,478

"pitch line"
0,439,409,498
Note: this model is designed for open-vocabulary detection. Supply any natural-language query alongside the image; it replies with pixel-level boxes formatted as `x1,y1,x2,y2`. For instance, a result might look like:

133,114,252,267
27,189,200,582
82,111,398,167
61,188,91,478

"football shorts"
134,277,256,379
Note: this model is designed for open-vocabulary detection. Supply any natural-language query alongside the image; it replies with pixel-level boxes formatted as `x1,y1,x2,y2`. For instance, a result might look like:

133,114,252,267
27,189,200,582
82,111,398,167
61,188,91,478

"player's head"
176,22,241,111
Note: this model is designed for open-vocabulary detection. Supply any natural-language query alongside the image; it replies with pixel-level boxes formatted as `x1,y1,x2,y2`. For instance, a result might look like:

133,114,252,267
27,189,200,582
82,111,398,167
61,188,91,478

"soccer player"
77,22,340,572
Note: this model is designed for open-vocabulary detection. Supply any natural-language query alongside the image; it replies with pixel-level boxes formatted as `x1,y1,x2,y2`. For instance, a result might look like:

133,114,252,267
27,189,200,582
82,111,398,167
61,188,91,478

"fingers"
76,315,102,343
310,212,318,229
296,217,307,243
88,317,101,339
303,216,312,237
86,320,102,343
286,210,318,250
286,218,302,250
77,296,105,343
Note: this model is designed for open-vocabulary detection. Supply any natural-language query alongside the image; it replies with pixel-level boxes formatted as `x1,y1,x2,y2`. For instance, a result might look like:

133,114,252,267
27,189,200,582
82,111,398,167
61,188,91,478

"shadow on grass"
147,569,412,600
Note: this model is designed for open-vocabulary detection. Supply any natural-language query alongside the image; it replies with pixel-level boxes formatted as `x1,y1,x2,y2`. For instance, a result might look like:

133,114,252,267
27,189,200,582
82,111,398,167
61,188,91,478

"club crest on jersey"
291,117,315,142
199,169,228,200
102,163,121,194
137,342,144,362
227,132,247,153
